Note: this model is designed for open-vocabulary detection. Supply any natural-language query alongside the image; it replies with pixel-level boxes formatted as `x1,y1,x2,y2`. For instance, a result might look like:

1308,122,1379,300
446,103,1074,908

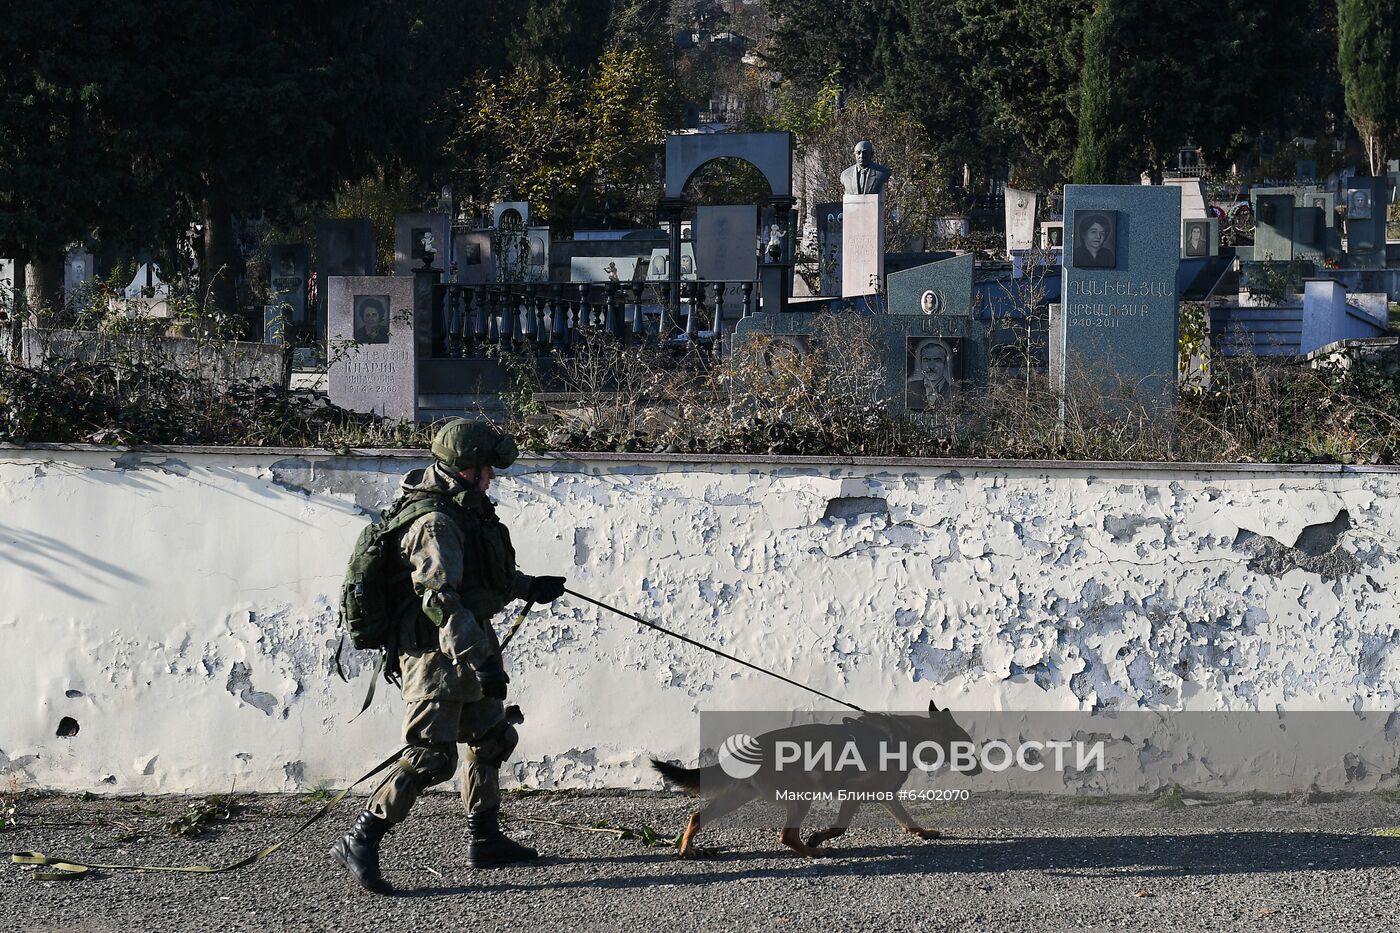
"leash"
10,746,406,881
563,587,864,712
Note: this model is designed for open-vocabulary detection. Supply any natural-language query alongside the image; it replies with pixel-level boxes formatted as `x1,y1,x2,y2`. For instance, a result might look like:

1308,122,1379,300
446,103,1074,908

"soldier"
333,418,566,894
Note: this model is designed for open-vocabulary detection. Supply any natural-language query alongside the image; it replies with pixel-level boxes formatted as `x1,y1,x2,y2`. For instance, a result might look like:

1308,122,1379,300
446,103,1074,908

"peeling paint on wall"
3,447,1400,794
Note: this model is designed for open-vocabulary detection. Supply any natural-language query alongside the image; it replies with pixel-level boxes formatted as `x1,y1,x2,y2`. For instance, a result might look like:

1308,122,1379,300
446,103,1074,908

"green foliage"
508,0,618,75
768,0,1339,183
1339,0,1400,175
1154,785,1187,810
1071,0,1119,184
0,2,482,315
958,0,1091,185
889,0,1004,172
453,46,676,224
1178,302,1209,394
766,0,887,92
165,794,241,838
770,72,844,141
0,354,432,448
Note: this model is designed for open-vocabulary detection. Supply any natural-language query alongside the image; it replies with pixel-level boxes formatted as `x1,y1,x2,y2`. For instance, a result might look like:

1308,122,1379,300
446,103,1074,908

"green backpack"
339,493,457,654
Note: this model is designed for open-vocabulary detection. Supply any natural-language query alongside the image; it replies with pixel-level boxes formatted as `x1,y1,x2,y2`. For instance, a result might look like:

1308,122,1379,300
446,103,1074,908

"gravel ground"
4,789,1400,932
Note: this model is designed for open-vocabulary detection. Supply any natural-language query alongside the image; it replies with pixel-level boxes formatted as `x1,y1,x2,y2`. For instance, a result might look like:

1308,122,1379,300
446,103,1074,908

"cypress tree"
1071,0,1118,184
1338,0,1399,175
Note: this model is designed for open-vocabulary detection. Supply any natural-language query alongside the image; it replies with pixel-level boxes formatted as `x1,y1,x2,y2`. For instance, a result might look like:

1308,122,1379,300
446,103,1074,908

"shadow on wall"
0,522,150,602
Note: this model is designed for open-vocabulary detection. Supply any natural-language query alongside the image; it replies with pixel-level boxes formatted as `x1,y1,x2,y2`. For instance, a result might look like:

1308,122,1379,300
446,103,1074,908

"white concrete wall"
2,446,1398,794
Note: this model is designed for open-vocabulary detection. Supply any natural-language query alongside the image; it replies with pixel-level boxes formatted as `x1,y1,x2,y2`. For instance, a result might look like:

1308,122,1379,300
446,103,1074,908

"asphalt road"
4,789,1400,932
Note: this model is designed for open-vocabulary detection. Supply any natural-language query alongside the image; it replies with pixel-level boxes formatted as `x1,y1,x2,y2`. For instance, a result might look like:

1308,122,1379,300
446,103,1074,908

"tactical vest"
393,489,518,649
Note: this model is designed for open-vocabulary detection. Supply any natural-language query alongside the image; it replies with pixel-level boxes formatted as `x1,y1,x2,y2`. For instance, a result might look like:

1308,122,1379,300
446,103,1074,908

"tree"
888,0,1004,175
766,0,888,92
1070,0,1119,183
0,6,170,310
799,96,951,250
957,0,1092,186
1,2,484,327
508,0,619,75
1339,0,1400,175
453,46,678,226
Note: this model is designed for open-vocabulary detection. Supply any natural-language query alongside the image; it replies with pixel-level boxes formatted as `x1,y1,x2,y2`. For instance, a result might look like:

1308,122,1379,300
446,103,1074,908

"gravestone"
492,202,530,230
123,262,167,299
326,276,416,421
64,248,95,295
264,305,286,345
1301,278,1387,355
1344,176,1390,269
886,253,975,317
318,219,375,340
525,226,551,283
1061,184,1180,408
394,212,450,277
732,306,989,416
646,244,697,281
1251,186,1341,263
695,205,757,282
1165,177,1209,221
1004,188,1037,252
695,205,757,314
570,255,650,283
453,230,494,284
815,202,843,296
842,194,883,298
267,243,309,326
1180,217,1219,259
494,208,530,283
317,219,376,278
1041,221,1064,250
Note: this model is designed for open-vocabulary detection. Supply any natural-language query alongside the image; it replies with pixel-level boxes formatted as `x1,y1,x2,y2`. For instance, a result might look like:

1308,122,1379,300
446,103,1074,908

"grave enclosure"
255,133,1397,424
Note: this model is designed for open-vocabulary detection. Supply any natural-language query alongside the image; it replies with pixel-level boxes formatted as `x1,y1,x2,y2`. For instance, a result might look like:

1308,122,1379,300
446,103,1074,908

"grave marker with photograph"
326,276,416,421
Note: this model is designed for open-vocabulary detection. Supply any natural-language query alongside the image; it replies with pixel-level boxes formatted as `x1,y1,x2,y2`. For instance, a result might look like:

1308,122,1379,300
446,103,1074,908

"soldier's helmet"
430,418,519,472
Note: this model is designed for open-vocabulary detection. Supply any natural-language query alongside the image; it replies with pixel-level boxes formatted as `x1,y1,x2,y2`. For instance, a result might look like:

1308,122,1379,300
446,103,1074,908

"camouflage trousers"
367,648,518,825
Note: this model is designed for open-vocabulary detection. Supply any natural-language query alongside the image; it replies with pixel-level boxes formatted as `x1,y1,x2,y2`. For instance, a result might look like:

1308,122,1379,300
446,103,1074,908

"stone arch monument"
660,132,795,333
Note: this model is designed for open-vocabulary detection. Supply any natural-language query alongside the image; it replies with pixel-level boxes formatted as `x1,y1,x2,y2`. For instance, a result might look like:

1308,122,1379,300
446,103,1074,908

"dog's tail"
650,758,706,792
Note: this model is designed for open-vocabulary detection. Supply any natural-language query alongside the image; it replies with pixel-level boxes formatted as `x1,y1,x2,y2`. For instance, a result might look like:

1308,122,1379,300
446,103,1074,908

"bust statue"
840,141,892,196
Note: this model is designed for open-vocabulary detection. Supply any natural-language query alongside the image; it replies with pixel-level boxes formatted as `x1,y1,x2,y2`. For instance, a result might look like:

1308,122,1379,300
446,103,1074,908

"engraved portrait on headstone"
760,335,809,375
919,289,943,314
905,336,961,410
1042,222,1064,248
1348,188,1373,220
840,141,892,196
353,294,391,344
1182,219,1210,258
1071,210,1119,269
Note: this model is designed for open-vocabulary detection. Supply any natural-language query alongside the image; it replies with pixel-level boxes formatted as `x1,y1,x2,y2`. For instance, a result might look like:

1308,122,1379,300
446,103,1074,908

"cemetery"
4,1,1400,927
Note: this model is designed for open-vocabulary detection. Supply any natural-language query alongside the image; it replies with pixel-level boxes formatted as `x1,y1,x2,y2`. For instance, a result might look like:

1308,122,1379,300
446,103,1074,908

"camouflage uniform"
334,419,564,894
366,460,530,824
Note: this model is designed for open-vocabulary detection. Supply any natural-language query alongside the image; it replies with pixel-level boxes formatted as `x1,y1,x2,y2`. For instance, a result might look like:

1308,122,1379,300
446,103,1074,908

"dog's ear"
928,700,939,713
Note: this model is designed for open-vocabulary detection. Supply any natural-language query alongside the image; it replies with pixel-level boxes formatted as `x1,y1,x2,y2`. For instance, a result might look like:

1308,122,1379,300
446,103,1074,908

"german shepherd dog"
652,702,981,858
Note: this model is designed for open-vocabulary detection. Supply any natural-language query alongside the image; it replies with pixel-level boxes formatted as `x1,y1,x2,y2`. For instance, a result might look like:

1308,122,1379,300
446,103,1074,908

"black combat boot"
467,808,539,868
332,809,394,894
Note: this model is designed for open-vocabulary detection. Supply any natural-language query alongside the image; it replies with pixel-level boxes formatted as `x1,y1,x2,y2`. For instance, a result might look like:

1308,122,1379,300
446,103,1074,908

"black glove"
474,654,509,701
527,575,567,604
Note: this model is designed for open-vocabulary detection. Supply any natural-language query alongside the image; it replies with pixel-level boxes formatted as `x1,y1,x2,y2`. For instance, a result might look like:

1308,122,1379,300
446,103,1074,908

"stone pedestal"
841,194,884,298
